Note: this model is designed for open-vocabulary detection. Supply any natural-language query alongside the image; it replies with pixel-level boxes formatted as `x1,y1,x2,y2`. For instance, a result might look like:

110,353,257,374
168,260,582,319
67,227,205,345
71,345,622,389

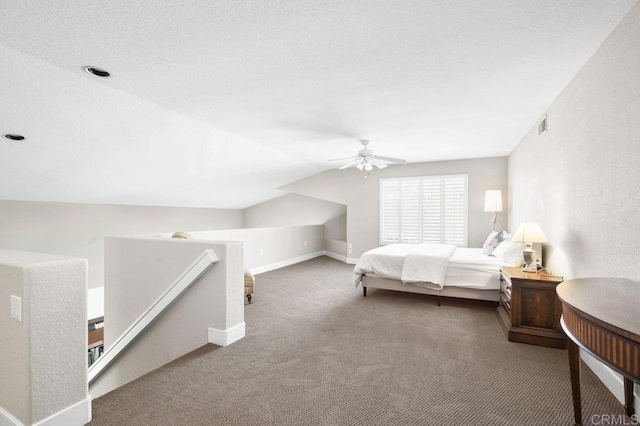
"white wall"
325,239,347,261
0,200,242,289
281,157,508,258
243,193,347,241
324,215,347,241
157,225,325,274
0,249,89,426
508,1,640,406
90,237,244,399
508,2,640,282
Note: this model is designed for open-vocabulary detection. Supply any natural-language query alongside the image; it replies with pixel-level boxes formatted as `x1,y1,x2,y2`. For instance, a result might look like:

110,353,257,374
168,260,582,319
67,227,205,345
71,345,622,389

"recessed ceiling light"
2,134,25,141
83,66,111,77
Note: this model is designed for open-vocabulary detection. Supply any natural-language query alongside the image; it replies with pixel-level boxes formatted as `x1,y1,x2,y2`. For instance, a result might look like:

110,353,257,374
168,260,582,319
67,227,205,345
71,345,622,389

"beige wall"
508,2,640,282
281,157,508,258
156,225,325,274
243,193,347,241
0,200,242,289
91,237,243,399
325,239,347,259
324,215,346,241
0,249,88,425
0,253,30,424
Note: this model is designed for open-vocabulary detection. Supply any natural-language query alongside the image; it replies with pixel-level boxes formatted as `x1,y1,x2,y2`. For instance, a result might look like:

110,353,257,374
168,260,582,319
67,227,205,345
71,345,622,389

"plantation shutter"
379,174,468,246
380,179,400,243
400,179,420,243
443,175,467,246
421,178,442,243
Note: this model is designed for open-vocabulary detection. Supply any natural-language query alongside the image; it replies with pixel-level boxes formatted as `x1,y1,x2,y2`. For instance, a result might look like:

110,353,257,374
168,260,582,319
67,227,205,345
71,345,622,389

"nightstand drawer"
500,294,511,313
500,281,511,298
500,274,512,308
501,274,512,289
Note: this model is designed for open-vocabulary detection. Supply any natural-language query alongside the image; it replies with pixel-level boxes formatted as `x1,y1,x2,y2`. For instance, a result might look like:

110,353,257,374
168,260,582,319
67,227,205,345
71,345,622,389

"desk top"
557,278,640,339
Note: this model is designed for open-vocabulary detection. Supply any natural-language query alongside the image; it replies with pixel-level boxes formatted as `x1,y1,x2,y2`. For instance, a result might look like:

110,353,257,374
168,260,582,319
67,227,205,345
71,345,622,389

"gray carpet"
91,256,628,425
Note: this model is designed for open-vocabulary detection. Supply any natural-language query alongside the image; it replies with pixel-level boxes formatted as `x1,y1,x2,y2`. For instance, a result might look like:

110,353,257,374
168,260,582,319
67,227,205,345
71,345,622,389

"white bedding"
353,244,504,290
401,243,455,289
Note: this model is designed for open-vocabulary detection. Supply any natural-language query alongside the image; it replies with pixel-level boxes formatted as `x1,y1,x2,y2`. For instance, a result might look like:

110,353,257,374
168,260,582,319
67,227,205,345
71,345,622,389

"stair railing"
88,249,219,384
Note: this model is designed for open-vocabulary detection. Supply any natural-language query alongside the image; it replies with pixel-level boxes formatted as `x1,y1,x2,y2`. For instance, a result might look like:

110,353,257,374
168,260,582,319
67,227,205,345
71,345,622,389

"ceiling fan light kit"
332,140,406,175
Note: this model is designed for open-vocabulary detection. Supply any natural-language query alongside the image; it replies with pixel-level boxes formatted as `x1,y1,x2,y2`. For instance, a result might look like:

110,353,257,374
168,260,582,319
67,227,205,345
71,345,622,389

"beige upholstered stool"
244,270,255,304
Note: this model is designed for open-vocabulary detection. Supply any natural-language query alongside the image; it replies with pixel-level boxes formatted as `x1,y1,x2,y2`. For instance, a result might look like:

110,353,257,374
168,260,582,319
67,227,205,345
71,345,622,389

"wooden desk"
557,278,640,426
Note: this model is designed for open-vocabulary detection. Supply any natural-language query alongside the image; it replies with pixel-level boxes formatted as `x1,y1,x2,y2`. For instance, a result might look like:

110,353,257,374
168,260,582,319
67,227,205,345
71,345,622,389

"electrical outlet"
303,241,308,247
538,115,547,134
348,248,353,254
10,295,22,322
348,243,353,249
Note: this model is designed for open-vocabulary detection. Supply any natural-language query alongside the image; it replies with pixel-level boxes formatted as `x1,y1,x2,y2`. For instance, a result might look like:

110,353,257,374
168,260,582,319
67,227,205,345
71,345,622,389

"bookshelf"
88,316,104,367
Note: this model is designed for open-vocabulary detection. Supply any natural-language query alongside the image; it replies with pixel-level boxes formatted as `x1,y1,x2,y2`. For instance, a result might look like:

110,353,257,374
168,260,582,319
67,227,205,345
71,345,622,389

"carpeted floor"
91,256,628,425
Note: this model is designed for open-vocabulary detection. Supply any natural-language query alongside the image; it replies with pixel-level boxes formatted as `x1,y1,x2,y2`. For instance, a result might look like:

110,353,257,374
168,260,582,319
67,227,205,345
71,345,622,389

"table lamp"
512,222,548,272
484,190,503,231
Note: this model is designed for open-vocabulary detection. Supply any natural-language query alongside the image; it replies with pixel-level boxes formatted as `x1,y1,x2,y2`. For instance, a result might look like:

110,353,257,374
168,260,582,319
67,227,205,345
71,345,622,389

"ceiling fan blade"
369,158,388,169
339,160,361,170
373,155,407,164
329,156,358,161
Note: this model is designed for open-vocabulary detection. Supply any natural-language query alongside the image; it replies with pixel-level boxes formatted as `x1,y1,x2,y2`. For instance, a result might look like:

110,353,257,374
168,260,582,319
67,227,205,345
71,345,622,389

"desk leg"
567,338,582,426
624,377,635,417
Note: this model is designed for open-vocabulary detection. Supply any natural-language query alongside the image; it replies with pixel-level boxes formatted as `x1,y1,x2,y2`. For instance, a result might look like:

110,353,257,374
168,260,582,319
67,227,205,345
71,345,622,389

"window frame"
378,173,469,247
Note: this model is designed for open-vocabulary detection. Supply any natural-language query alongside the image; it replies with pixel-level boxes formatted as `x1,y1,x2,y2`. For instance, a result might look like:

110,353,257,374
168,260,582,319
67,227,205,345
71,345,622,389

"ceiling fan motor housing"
334,139,405,171
358,148,374,158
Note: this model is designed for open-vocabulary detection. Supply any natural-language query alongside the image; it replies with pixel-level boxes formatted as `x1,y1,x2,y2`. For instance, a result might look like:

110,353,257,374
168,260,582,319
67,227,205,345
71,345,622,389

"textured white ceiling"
0,1,636,208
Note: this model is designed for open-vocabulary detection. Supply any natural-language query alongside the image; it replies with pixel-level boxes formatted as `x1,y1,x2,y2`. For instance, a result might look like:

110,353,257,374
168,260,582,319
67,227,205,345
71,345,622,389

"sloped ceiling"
0,1,635,208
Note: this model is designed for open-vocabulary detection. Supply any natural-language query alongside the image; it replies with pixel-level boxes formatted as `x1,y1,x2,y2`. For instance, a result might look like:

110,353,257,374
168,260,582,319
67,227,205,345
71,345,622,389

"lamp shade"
484,190,503,212
512,222,548,243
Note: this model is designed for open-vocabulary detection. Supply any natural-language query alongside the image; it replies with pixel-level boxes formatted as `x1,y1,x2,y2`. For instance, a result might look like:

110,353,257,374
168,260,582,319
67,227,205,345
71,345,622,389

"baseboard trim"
249,251,324,275
346,257,359,265
581,351,640,409
208,322,245,347
0,406,24,426
323,250,347,263
32,396,91,426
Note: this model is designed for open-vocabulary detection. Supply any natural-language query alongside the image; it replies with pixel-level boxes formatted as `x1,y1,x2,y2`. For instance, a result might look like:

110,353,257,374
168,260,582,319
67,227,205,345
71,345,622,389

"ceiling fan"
331,140,407,171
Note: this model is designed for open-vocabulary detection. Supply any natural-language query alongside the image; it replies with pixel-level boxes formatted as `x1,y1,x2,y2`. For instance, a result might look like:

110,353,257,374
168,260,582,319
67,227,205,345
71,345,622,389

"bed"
353,242,522,304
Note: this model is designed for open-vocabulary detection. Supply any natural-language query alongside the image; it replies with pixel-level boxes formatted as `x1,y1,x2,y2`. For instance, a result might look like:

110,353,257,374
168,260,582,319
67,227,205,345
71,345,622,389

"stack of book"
88,316,104,367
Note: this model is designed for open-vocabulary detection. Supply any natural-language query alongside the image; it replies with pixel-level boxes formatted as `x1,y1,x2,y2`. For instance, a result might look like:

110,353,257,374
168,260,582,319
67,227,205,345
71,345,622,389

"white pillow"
492,241,526,266
482,230,504,256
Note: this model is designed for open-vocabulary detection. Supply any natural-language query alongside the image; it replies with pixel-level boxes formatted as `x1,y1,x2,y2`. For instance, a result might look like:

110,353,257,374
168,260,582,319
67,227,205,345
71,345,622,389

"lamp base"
522,243,537,272
489,213,497,231
521,264,539,273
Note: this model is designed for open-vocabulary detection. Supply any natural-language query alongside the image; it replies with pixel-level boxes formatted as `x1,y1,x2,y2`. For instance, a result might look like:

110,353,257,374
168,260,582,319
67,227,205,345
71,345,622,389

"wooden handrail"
88,249,219,384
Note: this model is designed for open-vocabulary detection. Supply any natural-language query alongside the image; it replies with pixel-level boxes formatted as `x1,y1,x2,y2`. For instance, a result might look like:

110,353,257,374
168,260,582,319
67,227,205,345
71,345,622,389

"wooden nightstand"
497,267,565,349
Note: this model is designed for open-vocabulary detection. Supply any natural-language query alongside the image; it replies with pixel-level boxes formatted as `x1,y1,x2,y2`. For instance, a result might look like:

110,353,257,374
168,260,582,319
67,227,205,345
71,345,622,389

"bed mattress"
355,245,503,290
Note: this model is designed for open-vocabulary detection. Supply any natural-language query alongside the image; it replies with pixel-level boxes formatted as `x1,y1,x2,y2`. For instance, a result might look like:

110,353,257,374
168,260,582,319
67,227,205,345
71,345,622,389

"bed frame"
361,275,500,306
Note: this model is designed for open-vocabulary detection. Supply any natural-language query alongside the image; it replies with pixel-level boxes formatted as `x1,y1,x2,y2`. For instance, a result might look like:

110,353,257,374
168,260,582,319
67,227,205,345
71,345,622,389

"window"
379,174,468,246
